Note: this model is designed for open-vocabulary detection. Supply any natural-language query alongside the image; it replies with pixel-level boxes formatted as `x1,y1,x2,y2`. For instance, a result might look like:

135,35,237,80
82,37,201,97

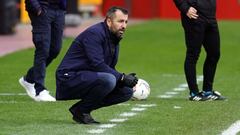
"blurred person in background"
173,0,226,101
19,0,66,101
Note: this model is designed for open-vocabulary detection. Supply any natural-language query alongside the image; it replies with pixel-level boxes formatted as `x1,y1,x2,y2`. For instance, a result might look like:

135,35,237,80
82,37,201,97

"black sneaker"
69,107,100,124
202,91,227,101
189,92,208,101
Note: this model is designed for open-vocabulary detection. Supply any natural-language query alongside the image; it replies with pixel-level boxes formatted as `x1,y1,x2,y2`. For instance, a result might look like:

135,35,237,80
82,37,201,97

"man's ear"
106,18,112,27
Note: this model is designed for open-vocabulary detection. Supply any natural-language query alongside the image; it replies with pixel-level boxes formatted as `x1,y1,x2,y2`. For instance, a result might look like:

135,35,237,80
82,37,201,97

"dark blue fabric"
25,0,66,14
25,6,65,95
57,72,132,113
56,21,125,100
56,21,132,114
57,22,122,81
59,0,66,10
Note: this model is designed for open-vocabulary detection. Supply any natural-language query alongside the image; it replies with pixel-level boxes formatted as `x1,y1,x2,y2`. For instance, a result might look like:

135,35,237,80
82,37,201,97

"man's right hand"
187,7,198,19
121,73,138,88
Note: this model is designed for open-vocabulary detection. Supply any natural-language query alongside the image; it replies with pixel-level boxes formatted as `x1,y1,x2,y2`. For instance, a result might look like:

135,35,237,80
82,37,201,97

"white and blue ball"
132,79,150,100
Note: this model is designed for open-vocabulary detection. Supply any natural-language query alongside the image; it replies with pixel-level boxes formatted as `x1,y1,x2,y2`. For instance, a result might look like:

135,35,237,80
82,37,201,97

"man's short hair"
106,6,128,19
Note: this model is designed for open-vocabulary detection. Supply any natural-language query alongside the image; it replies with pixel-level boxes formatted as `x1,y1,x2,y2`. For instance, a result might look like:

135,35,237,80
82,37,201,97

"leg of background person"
202,21,220,91
46,9,65,66
25,67,34,83
25,12,51,95
182,18,206,94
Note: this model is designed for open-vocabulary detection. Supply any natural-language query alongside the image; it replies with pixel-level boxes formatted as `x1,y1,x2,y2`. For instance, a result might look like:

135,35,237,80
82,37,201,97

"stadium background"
1,0,240,35
1,1,240,135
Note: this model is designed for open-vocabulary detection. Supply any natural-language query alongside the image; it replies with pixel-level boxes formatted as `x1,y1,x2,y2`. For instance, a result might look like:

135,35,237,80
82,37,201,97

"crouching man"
55,7,138,124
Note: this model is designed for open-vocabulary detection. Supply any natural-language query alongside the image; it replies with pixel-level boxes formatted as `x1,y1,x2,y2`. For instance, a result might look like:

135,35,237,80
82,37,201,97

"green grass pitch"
0,20,240,135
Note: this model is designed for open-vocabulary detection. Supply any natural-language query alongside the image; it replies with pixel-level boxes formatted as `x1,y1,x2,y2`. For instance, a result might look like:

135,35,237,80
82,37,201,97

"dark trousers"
56,72,133,113
181,16,220,94
25,7,65,95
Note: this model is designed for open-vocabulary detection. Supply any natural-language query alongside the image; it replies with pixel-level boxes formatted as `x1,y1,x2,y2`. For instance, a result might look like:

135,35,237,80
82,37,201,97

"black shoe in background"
202,91,227,101
189,92,208,101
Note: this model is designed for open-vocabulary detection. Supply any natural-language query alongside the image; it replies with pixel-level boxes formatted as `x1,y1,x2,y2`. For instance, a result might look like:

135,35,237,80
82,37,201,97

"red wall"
102,0,125,16
131,0,160,18
102,0,240,20
217,0,240,19
158,0,179,19
102,0,162,18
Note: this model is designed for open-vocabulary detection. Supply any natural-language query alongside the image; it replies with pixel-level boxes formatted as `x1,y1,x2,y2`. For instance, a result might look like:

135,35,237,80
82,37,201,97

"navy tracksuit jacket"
56,21,124,100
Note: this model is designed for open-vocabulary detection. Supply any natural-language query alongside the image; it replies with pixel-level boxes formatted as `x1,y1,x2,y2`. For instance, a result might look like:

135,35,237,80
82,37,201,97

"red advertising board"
102,0,240,20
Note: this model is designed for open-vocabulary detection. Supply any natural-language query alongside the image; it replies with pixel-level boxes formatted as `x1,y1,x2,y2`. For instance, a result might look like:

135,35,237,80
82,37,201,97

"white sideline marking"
0,101,19,104
0,93,27,96
136,104,156,107
86,75,201,134
88,104,156,134
157,75,203,99
197,75,203,81
99,124,116,128
197,78,203,82
117,103,130,106
158,95,172,98
0,100,38,104
165,92,178,95
120,112,137,117
131,107,146,112
110,118,128,123
161,74,184,77
88,129,105,134
179,83,188,88
221,120,240,135
173,106,182,109
173,87,186,91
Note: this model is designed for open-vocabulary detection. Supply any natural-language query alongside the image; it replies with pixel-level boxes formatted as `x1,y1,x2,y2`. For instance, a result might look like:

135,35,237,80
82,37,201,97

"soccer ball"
132,79,150,100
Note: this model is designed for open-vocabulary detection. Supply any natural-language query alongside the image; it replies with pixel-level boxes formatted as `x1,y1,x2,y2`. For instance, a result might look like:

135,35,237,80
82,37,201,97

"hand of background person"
121,73,138,88
187,7,198,19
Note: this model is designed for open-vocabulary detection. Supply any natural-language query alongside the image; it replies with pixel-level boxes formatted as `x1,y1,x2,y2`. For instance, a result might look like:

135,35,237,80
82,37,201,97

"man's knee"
207,54,220,64
186,49,201,64
97,73,116,91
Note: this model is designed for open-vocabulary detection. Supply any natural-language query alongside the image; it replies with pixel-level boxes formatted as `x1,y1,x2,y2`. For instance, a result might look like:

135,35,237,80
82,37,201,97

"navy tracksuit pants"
25,6,65,95
56,72,133,113
181,16,220,94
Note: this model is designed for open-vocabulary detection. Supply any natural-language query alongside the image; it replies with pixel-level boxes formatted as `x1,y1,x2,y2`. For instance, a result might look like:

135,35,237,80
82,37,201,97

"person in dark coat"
56,7,138,124
173,0,226,101
19,0,66,102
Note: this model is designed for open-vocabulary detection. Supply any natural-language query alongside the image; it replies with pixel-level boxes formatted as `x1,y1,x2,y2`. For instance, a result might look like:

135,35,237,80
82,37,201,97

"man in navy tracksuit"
173,0,226,101
56,7,138,124
19,0,66,101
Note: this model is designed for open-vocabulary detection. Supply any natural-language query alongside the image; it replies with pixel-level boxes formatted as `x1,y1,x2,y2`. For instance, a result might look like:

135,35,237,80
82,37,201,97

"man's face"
107,10,128,39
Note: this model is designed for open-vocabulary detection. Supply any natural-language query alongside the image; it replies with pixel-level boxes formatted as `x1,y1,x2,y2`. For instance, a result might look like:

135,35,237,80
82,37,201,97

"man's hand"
121,73,138,88
187,7,198,19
